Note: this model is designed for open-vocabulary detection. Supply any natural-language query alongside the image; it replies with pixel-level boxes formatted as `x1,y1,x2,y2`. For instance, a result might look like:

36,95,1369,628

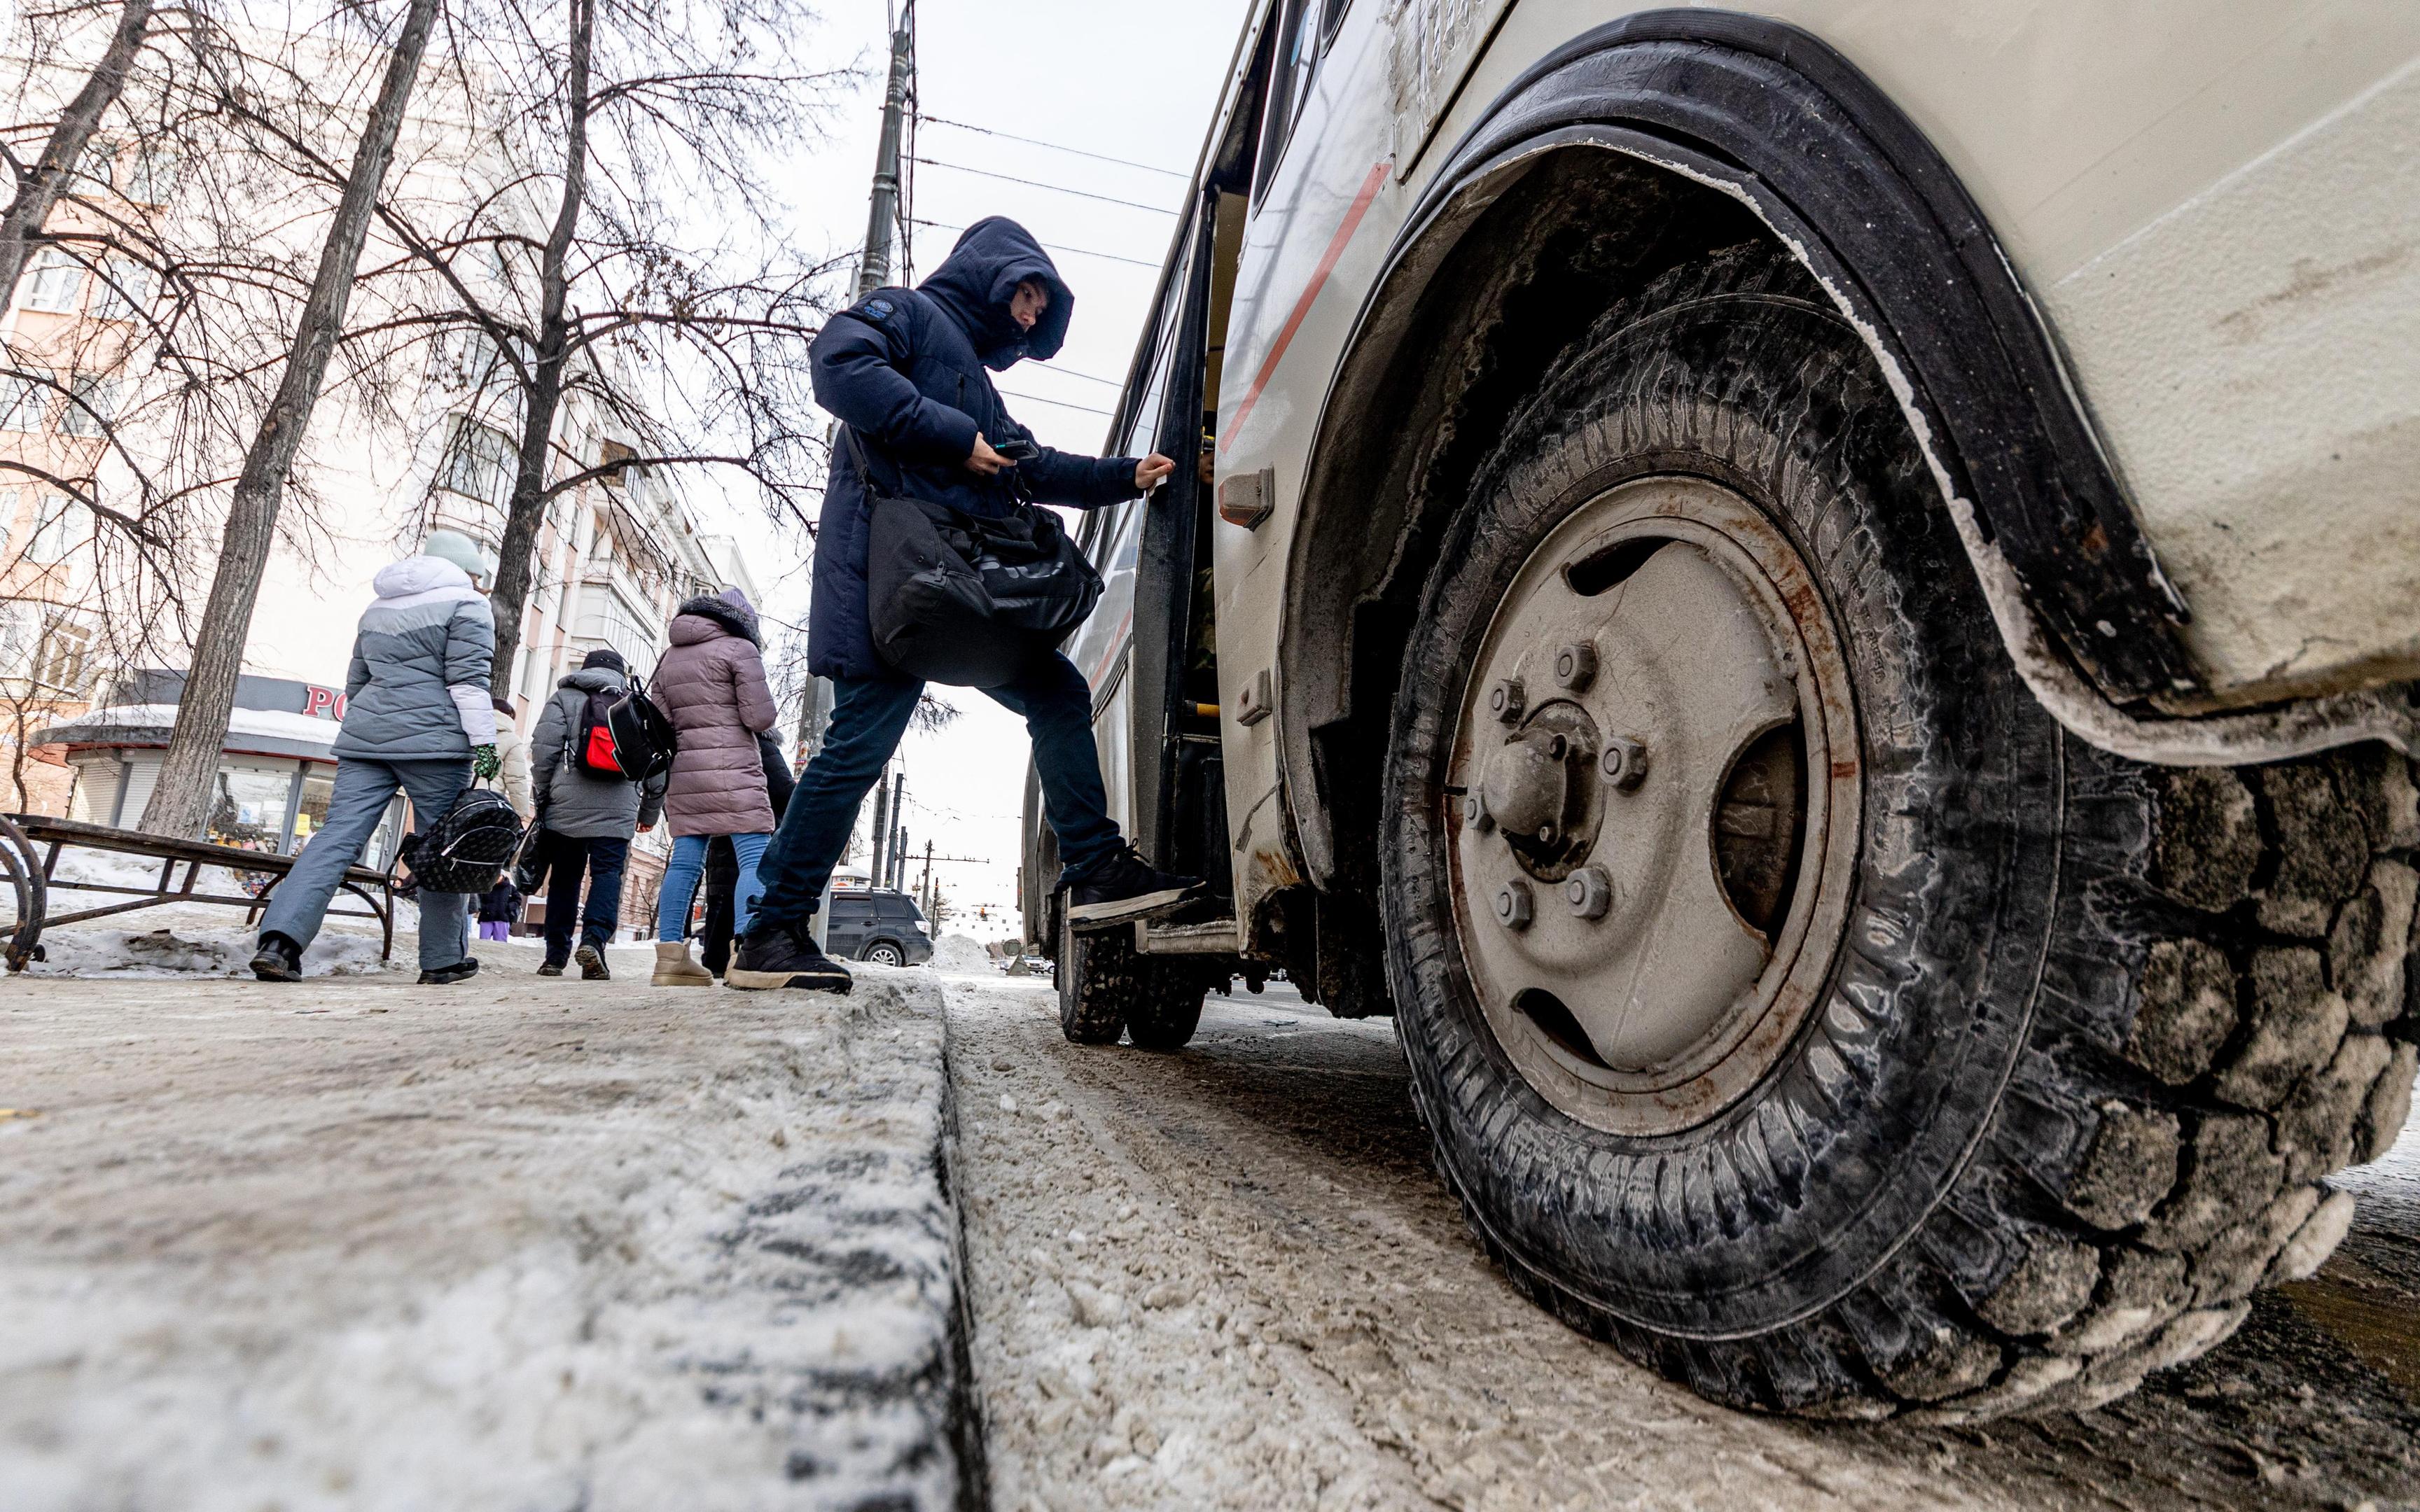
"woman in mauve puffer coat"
649,588,779,983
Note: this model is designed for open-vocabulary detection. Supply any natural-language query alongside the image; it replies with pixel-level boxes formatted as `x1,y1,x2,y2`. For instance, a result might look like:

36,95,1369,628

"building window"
207,760,295,856
25,500,85,564
122,148,176,205
440,417,515,510
19,249,84,314
60,375,116,437
0,370,52,431
33,618,90,690
578,585,658,672
92,258,154,321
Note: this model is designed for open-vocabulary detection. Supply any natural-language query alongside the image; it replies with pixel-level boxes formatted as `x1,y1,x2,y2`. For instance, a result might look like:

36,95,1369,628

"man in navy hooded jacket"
731,218,1194,992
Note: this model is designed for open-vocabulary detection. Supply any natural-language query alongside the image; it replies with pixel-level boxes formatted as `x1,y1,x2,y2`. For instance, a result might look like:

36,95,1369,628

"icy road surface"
945,975,2420,1512
0,965,978,1512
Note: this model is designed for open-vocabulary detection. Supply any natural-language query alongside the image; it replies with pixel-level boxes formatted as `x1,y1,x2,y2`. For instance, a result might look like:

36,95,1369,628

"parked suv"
1026,2,2420,1420
824,889,932,967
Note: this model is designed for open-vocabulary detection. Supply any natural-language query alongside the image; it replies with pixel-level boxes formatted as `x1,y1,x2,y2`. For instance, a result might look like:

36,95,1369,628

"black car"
826,889,933,966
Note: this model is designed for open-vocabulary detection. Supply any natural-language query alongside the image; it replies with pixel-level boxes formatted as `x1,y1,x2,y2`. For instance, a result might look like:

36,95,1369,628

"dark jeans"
749,652,1121,936
540,830,629,962
701,835,738,974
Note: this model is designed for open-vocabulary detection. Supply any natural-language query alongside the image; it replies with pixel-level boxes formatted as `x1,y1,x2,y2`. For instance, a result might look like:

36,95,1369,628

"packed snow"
0,967,976,1511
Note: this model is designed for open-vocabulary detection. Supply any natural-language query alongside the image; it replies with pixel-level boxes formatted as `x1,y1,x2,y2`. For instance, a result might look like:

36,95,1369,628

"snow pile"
926,932,992,973
0,967,976,1511
25,921,394,978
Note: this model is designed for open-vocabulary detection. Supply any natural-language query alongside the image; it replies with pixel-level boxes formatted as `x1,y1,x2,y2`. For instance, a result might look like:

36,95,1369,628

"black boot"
727,920,851,993
1064,844,1203,930
251,932,303,982
574,941,611,981
418,957,480,986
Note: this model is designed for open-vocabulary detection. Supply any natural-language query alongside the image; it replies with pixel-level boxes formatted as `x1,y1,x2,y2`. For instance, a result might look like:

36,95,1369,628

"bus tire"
1379,243,2416,1420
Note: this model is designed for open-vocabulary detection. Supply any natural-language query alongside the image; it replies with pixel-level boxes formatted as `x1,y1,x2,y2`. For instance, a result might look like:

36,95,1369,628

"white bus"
1026,1,2420,1420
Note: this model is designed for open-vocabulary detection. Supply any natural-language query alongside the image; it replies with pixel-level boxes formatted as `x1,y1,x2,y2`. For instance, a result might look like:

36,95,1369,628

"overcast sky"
745,0,1253,938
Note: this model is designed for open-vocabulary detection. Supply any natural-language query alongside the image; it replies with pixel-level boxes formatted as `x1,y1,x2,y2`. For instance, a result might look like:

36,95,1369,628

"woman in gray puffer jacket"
650,589,779,983
528,648,669,978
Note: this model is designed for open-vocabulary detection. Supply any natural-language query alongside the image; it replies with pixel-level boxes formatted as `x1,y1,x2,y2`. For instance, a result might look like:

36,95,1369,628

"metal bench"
0,813,395,972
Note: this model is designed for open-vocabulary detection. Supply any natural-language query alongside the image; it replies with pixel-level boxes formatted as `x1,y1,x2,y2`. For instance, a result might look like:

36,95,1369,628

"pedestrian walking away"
478,693,534,820
731,218,1193,994
252,528,500,985
650,588,778,986
700,730,797,978
527,648,667,979
475,694,533,944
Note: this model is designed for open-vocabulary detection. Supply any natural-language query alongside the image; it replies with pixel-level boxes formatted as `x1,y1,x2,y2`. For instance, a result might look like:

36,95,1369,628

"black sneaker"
418,957,480,986
251,932,303,982
726,922,851,993
574,942,610,981
1065,845,1202,930
537,961,564,977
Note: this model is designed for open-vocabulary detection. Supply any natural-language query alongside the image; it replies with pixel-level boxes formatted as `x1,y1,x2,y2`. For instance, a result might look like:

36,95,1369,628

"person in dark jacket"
700,732,795,976
528,648,668,979
651,588,779,984
730,218,1194,993
253,530,498,985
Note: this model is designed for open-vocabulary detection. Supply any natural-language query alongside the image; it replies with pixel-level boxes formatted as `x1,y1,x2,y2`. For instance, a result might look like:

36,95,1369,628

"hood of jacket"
673,592,760,646
917,217,1071,370
557,666,627,696
370,554,479,605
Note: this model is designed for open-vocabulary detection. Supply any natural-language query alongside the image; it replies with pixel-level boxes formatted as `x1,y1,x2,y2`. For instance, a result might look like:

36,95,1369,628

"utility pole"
888,771,907,886
857,2,915,298
868,765,891,888
921,839,936,917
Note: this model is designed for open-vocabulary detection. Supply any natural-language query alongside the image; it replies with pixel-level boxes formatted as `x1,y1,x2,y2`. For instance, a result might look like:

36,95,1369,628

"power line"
920,115,1190,180
908,156,1179,216
911,217,1157,270
998,387,1114,419
1022,365,1125,391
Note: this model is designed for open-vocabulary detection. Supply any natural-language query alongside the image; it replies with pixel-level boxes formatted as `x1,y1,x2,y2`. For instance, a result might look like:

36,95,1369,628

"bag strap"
843,425,907,505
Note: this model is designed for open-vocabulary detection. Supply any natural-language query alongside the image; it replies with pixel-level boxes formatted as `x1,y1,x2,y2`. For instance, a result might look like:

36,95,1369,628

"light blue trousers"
258,757,470,972
656,831,767,942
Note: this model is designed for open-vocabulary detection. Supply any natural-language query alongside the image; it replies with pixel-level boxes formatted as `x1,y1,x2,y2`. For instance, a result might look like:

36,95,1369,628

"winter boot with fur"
652,940,714,986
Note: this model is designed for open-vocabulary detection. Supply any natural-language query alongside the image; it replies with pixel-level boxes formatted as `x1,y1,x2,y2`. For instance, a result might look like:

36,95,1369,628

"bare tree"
139,0,444,837
0,0,158,304
328,0,847,694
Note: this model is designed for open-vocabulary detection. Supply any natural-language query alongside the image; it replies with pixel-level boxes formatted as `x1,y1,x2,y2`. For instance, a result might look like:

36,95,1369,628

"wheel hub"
1447,476,1861,1135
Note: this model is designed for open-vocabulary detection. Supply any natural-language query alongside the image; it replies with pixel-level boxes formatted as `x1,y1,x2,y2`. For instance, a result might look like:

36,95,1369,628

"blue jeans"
748,653,1122,937
541,831,629,962
259,756,470,972
657,831,767,941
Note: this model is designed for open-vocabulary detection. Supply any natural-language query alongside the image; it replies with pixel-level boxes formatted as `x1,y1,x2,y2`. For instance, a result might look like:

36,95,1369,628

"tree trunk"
139,0,443,838
0,0,156,306
487,0,592,697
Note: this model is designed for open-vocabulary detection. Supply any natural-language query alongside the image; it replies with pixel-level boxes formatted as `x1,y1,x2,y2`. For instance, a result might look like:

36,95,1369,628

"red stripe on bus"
1228,160,1391,442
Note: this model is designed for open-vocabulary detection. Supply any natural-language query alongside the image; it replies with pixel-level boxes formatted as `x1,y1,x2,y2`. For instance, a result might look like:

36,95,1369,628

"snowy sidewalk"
0,965,981,1511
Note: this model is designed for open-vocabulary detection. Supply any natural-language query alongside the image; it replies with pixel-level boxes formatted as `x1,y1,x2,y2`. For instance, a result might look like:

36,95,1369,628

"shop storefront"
34,671,405,869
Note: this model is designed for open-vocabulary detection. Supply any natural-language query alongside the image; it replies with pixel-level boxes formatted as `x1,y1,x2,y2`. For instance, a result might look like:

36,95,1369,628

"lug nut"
1600,736,1648,791
1494,880,1534,930
1489,678,1525,724
1554,642,1598,690
1565,865,1613,920
1462,792,1493,832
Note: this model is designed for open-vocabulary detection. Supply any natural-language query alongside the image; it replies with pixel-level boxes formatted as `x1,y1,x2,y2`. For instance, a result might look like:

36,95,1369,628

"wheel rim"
873,944,901,965
1446,475,1861,1136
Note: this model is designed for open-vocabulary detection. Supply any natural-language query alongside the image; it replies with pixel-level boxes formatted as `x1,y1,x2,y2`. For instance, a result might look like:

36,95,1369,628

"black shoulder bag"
854,427,1105,688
